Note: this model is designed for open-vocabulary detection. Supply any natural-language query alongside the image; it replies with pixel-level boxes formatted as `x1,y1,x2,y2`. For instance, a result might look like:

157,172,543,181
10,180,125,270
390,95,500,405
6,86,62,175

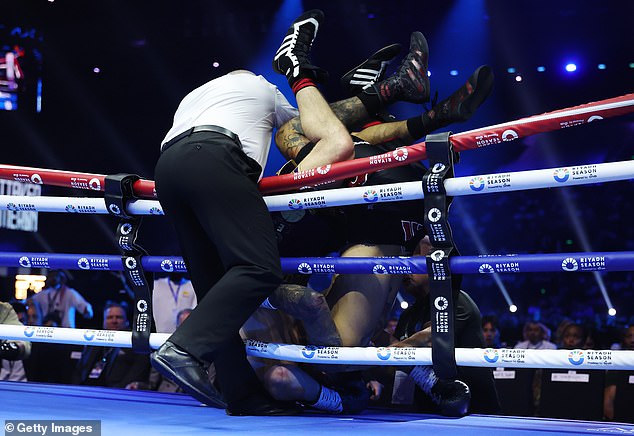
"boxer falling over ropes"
242,9,494,415
151,8,352,416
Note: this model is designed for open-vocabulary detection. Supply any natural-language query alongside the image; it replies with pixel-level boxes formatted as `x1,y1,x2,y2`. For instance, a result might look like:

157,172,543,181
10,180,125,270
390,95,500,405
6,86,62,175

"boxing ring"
1,94,634,434
4,381,634,436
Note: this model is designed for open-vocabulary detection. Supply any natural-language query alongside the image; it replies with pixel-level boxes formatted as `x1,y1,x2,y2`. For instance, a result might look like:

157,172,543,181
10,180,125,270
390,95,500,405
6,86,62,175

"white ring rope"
2,160,632,215
1,324,632,369
0,324,169,350
1,123,631,373
244,341,634,370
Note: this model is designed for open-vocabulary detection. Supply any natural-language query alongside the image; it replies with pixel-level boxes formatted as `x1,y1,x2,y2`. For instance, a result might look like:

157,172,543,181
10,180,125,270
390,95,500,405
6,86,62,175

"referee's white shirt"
161,70,298,178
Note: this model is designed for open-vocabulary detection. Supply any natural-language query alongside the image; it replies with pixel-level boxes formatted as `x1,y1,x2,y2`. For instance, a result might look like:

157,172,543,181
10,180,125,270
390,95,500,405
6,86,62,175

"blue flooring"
1,381,633,435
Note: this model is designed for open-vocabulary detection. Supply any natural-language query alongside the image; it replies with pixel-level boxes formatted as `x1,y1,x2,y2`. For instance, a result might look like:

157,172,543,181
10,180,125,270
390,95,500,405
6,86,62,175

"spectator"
514,321,556,349
9,301,27,325
604,325,634,422
31,270,93,328
392,236,501,415
23,296,80,384
553,318,574,347
152,273,197,334
1,301,32,382
42,312,62,327
482,315,504,348
559,323,587,350
25,299,42,326
176,308,193,328
584,329,597,350
512,320,557,414
384,317,399,337
72,301,150,389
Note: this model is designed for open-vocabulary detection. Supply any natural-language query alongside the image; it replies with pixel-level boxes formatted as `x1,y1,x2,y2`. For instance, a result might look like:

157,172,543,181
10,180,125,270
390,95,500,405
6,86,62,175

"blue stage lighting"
507,67,516,73
565,63,577,72
537,66,546,72
450,69,458,76
597,63,606,70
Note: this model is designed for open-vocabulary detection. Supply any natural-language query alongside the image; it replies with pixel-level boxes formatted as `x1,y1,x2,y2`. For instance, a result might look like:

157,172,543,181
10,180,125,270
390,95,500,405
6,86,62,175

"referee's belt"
161,125,242,153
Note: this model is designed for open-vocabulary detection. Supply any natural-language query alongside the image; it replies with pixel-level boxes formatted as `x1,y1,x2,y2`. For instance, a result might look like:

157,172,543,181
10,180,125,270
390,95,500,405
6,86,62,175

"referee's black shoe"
151,341,227,409
226,393,301,416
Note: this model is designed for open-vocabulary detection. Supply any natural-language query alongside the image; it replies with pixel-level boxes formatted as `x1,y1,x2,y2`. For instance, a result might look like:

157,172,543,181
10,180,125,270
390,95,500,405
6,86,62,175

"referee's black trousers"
154,132,283,404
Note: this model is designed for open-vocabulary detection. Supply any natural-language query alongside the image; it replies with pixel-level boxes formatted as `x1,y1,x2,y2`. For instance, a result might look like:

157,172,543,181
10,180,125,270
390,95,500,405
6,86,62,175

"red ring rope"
0,94,631,198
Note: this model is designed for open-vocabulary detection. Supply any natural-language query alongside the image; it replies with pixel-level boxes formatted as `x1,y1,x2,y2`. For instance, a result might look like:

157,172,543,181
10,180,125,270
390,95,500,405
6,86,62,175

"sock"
406,110,441,140
309,386,343,413
406,115,426,139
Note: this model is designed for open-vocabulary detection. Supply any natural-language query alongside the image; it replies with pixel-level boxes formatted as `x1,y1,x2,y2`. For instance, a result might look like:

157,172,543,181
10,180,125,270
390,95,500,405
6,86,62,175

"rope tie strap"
422,132,460,380
105,174,154,354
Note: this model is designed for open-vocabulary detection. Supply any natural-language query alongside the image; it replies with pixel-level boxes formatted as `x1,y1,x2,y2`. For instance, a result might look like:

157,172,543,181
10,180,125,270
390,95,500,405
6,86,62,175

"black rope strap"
105,174,154,354
421,132,461,380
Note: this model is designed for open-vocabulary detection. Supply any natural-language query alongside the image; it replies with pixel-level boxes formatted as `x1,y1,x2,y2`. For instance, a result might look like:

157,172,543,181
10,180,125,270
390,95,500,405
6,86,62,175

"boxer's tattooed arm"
275,117,309,160
275,97,369,159
270,284,343,346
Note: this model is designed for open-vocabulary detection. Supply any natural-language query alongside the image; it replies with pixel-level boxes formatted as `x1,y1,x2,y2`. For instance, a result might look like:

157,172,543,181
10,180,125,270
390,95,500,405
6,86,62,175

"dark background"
1,0,633,341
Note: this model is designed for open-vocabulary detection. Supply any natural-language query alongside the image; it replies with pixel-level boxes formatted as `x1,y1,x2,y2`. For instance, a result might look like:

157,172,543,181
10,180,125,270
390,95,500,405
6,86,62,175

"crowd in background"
1,260,632,422
448,181,634,350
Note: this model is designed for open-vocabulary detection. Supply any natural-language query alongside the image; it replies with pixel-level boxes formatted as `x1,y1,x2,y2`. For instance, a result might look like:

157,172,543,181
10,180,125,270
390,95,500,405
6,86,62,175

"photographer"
30,270,93,328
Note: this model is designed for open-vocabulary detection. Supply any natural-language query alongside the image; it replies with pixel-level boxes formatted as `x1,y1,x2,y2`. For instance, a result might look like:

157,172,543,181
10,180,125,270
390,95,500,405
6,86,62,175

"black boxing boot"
273,9,328,87
358,31,429,115
407,65,494,139
341,43,402,95
409,365,471,417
